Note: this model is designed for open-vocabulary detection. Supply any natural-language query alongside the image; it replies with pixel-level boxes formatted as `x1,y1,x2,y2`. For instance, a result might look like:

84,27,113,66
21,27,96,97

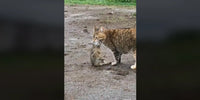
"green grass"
65,0,136,6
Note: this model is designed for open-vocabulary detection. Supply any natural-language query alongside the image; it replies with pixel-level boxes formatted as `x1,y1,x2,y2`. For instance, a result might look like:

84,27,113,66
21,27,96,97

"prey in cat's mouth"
89,39,111,67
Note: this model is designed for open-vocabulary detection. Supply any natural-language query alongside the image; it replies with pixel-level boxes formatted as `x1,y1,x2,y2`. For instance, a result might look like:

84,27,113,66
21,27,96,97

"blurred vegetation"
65,0,136,6
132,12,136,17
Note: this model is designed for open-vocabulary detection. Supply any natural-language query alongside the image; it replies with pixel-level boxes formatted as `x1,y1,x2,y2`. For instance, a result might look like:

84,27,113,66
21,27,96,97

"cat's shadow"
90,63,135,76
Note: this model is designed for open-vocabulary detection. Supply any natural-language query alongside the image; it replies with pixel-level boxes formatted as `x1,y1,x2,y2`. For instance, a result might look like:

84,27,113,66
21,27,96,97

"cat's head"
92,26,107,46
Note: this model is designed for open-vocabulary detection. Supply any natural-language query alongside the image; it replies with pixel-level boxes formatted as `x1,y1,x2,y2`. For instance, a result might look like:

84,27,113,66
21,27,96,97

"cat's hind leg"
131,50,136,70
131,64,136,69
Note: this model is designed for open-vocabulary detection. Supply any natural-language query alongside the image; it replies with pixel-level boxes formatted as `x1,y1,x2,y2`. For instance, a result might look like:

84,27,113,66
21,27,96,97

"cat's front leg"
112,50,121,66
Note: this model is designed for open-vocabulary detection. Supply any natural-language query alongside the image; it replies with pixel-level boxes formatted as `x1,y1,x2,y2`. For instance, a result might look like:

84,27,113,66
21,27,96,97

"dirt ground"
65,5,136,100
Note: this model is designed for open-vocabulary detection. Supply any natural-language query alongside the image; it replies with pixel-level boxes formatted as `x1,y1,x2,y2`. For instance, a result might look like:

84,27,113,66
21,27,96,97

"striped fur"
93,26,136,69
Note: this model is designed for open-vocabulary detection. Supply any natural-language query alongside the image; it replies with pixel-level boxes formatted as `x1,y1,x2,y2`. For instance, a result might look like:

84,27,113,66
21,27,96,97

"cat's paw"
111,61,117,66
130,65,136,70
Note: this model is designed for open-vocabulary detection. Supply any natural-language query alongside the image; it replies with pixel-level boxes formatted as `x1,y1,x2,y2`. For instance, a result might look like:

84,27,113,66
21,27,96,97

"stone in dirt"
107,11,114,15
83,28,88,33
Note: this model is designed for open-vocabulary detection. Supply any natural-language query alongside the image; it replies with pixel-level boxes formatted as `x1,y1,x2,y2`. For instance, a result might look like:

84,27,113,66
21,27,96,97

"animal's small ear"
99,26,105,32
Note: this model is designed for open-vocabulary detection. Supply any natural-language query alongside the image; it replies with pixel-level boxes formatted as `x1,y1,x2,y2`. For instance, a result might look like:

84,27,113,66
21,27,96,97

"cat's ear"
93,25,98,32
99,26,105,32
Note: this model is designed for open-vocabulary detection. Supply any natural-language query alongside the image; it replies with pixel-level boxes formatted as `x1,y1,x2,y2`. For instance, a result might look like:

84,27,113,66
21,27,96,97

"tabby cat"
92,26,136,69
